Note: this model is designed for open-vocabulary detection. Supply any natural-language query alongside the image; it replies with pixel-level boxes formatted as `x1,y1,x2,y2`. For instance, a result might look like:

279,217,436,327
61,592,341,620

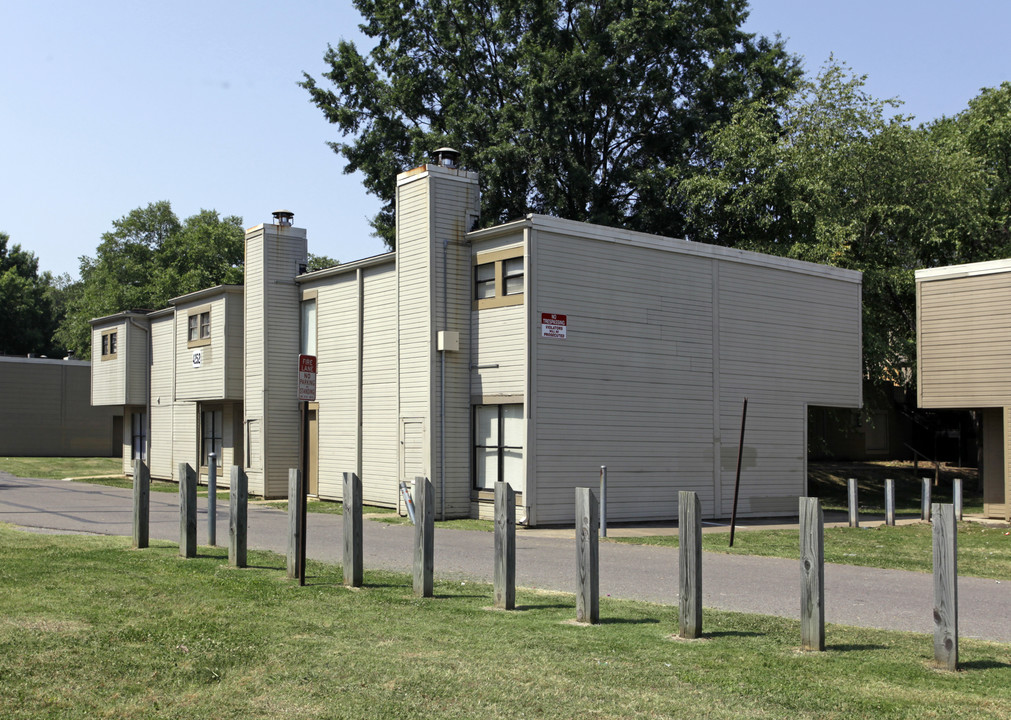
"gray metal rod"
599,465,607,538
207,452,217,546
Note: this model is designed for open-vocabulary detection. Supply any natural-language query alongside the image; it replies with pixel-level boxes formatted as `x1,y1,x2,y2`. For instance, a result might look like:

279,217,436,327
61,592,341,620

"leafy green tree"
0,232,60,356
683,60,993,386
56,203,244,359
302,0,800,247
307,253,340,272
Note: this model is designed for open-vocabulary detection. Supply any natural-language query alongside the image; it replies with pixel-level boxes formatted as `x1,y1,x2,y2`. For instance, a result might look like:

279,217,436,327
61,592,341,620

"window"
131,411,147,462
474,403,523,490
201,407,223,469
473,248,524,309
300,298,317,356
187,309,211,347
100,330,118,360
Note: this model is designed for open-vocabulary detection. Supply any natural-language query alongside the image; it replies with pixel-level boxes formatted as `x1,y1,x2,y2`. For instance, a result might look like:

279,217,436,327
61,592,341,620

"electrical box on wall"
437,330,459,352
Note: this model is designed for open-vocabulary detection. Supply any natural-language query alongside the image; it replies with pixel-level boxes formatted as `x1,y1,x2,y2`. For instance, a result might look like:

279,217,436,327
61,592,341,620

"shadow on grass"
828,643,888,652
705,630,762,639
599,617,661,625
514,603,572,612
959,659,1011,670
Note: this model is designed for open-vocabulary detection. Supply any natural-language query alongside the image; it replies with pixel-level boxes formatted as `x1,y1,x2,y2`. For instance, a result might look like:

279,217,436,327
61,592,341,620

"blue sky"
2,1,1009,280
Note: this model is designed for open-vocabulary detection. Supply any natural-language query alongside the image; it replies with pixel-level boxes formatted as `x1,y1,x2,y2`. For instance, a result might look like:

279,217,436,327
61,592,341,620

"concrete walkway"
2,473,1009,643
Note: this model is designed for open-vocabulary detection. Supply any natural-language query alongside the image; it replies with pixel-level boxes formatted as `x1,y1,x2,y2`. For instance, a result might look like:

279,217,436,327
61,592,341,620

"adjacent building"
92,155,863,525
917,260,1011,520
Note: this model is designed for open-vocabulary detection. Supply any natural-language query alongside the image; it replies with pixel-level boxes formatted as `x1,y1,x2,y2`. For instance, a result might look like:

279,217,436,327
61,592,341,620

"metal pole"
207,451,217,546
599,465,607,538
728,398,749,547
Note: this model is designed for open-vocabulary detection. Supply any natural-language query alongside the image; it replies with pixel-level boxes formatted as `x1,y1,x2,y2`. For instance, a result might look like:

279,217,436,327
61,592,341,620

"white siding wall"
917,270,1011,408
91,321,126,405
125,322,148,406
225,294,244,400
361,265,399,506
149,315,175,480
531,226,861,524
175,298,226,401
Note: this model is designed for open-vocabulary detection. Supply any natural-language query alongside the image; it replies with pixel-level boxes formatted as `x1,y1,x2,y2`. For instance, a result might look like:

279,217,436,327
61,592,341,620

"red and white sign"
541,313,567,339
298,354,317,401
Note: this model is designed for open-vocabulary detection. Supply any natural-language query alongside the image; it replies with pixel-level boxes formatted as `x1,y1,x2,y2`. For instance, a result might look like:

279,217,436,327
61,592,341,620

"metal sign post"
297,354,317,586
207,451,217,546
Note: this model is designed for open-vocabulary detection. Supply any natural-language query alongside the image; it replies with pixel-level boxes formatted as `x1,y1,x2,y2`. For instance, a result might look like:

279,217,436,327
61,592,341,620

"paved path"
2,474,1009,643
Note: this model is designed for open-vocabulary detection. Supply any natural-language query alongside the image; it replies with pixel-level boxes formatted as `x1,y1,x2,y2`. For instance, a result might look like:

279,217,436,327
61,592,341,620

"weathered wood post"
178,462,196,558
228,465,247,568
343,471,363,587
932,503,958,671
575,487,600,624
413,476,434,597
799,497,825,651
287,469,303,581
847,477,859,528
678,490,702,639
953,478,963,522
494,481,516,610
884,478,895,527
132,458,150,549
921,477,932,521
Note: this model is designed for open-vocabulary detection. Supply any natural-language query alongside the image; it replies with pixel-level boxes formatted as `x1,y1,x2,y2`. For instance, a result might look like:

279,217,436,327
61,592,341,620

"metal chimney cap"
272,210,294,226
431,147,460,169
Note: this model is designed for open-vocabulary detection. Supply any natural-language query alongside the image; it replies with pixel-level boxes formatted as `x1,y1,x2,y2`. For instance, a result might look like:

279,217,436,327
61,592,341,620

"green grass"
264,499,397,516
0,456,124,480
373,514,495,531
0,524,1009,719
611,522,1011,579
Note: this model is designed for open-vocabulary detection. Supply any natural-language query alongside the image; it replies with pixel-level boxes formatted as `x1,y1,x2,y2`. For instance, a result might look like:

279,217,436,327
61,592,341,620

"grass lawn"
612,522,1011,580
1,525,1009,719
0,456,124,480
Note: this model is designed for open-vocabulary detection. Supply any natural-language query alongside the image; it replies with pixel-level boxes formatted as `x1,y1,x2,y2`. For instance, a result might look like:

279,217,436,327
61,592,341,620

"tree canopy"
302,0,801,247
56,203,244,359
0,232,60,356
682,60,1003,389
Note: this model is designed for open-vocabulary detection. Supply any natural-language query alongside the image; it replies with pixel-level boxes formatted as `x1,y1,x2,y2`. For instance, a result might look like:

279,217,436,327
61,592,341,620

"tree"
0,232,60,356
301,0,800,247
56,203,245,359
682,60,995,387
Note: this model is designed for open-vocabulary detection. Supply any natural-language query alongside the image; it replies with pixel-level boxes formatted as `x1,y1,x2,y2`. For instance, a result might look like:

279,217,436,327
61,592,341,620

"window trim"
100,329,118,360
473,402,524,490
473,246,524,310
187,305,212,349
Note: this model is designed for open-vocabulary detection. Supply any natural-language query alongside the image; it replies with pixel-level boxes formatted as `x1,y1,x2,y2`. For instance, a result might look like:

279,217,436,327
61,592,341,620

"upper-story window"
300,297,317,356
473,247,524,310
101,330,118,360
187,309,211,348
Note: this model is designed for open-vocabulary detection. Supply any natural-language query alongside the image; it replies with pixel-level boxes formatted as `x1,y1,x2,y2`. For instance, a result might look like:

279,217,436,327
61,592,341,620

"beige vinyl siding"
917,271,1011,408
361,265,399,506
149,314,175,480
313,273,360,500
243,224,305,498
0,358,118,456
91,322,126,405
530,224,861,525
172,401,198,481
396,174,434,489
716,261,861,516
224,294,244,399
243,227,266,494
125,322,148,406
472,238,526,400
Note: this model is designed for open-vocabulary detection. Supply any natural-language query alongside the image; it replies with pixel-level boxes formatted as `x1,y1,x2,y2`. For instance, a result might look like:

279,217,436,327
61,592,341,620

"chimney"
431,147,461,169
272,210,294,227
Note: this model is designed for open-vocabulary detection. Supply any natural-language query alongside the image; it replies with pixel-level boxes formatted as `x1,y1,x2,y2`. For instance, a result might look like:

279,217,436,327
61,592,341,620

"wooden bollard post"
884,478,895,527
932,503,958,671
178,462,196,558
678,490,702,639
921,477,932,521
799,497,825,651
847,477,859,528
229,466,247,568
413,476,434,597
953,478,963,522
494,482,516,609
575,487,599,624
287,469,303,580
132,458,150,549
343,472,363,587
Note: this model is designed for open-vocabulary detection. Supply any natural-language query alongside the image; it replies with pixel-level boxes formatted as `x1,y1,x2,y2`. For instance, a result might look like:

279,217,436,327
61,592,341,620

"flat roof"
915,258,1011,282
